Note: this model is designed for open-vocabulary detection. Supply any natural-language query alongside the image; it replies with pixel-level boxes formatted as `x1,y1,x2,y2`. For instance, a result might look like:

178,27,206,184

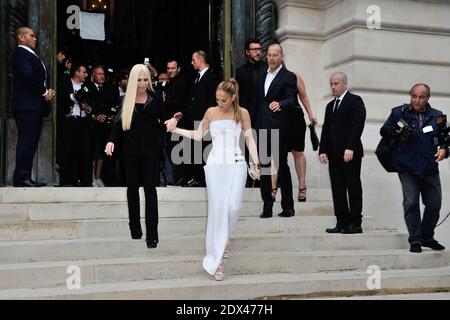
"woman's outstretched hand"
105,142,115,156
165,118,178,133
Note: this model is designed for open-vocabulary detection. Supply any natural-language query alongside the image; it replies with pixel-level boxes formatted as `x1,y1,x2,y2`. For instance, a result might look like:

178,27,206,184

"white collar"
267,64,283,75
18,45,37,56
336,90,348,101
198,67,209,79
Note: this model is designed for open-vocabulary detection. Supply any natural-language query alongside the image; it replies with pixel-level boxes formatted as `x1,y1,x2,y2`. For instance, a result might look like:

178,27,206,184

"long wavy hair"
121,64,154,131
217,78,242,123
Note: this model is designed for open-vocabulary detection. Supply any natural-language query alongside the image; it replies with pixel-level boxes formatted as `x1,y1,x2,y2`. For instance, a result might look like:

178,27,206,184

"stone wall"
274,0,450,243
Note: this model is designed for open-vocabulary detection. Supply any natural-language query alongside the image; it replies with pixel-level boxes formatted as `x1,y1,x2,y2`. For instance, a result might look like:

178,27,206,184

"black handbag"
375,137,396,172
308,124,320,151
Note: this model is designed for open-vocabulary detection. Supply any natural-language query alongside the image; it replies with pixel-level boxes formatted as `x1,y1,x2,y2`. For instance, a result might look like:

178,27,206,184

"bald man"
255,43,299,218
12,26,54,187
380,83,448,253
319,72,366,234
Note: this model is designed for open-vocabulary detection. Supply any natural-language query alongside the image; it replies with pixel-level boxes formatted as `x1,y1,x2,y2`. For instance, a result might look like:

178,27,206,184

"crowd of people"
11,26,449,282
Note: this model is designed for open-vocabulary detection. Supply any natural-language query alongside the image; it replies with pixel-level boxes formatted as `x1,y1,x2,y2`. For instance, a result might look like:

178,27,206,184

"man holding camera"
380,83,449,253
58,62,93,187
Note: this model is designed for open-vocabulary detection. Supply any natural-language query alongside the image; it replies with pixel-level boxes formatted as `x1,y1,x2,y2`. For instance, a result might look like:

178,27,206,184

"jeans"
398,172,441,245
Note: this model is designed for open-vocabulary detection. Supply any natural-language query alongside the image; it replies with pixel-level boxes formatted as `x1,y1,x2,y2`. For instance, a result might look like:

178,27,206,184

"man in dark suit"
235,38,262,122
86,66,120,187
182,51,220,187
165,60,188,186
255,43,298,218
58,62,93,187
319,72,366,234
12,27,55,187
236,39,264,187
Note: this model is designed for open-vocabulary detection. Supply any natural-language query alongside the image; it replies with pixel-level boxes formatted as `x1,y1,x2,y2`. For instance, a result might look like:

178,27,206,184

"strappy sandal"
223,245,231,258
271,187,278,201
214,260,225,281
298,187,307,202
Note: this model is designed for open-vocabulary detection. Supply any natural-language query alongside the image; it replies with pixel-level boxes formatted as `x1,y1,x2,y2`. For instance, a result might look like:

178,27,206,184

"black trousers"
329,156,363,227
59,117,93,186
13,111,43,184
258,129,294,213
124,156,159,242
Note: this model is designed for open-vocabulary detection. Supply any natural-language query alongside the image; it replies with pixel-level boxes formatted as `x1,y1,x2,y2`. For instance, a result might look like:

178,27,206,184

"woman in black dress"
272,72,317,202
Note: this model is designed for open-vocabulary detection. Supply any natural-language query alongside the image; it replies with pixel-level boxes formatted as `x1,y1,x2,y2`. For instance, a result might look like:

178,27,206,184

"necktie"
194,72,201,84
333,98,340,113
98,85,102,92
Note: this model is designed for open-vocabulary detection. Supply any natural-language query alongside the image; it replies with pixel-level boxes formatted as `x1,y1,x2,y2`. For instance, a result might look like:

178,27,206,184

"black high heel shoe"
146,239,158,249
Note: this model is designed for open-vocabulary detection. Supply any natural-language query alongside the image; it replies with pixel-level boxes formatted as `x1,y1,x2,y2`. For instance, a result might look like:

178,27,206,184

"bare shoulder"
239,107,250,118
204,106,217,120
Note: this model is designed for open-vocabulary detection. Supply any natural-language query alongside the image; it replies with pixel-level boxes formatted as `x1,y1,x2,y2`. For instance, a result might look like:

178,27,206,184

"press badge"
422,125,433,133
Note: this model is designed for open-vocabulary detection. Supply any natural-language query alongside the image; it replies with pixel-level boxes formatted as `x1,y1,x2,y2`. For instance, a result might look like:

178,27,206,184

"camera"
144,57,149,66
154,79,169,94
395,118,416,141
74,85,90,104
105,106,119,125
435,114,450,146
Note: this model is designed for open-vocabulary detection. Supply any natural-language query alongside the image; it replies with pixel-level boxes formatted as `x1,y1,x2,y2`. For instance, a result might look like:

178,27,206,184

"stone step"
0,216,376,241
0,201,334,223
0,187,332,204
0,250,448,290
0,232,409,264
1,266,449,300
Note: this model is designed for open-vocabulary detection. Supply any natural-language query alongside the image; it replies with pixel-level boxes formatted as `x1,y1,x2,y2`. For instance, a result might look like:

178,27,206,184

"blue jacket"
380,104,448,176
11,46,51,115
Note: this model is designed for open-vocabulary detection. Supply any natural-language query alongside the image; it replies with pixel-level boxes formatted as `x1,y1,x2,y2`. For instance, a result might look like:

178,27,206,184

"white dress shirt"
264,64,283,97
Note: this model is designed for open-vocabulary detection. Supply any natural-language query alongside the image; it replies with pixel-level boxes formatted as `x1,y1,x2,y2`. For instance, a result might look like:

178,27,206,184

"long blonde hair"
217,78,242,123
121,64,154,131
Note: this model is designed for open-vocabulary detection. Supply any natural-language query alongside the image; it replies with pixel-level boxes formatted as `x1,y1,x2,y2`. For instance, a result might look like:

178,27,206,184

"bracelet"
250,163,261,169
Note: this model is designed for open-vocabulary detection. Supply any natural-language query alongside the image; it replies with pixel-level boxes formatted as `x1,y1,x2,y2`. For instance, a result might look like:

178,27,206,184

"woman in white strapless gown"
165,79,260,280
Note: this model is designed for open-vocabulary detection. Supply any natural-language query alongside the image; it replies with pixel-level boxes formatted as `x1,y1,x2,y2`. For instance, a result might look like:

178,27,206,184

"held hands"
165,118,178,133
104,142,114,156
173,112,183,121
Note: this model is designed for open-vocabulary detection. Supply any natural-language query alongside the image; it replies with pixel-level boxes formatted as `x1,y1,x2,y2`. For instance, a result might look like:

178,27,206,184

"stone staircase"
0,187,449,300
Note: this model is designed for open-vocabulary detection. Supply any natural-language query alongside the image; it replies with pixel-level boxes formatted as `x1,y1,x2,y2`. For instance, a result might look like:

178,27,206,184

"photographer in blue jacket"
380,83,449,253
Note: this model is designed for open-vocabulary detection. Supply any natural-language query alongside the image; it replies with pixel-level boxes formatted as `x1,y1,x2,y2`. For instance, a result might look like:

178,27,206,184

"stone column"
274,0,450,234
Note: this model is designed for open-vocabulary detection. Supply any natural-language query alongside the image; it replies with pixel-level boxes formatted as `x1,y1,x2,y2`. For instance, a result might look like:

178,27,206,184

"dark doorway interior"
57,0,223,79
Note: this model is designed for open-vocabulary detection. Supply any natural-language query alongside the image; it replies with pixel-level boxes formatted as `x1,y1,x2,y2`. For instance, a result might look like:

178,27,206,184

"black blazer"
188,69,220,122
86,82,120,118
319,91,366,158
235,61,261,122
165,74,188,119
255,64,299,132
11,46,51,115
109,92,166,158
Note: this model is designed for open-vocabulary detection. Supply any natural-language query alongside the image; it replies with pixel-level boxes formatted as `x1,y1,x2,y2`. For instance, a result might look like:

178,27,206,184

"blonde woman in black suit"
105,64,166,248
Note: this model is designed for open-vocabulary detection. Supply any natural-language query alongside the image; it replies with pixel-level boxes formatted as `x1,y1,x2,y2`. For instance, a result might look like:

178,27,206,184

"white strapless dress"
202,120,247,275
